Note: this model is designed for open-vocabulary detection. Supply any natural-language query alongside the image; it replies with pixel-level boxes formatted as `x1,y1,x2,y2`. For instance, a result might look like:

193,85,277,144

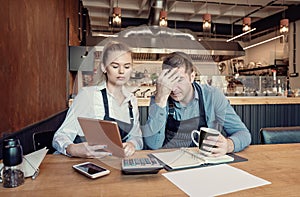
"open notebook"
150,148,237,171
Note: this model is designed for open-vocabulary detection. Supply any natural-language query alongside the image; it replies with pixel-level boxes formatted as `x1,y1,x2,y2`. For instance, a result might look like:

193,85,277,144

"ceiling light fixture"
280,18,289,34
278,0,289,43
203,13,211,33
242,0,252,33
280,0,289,35
112,6,121,27
242,17,251,32
202,1,211,38
243,35,284,50
159,10,168,27
226,28,256,42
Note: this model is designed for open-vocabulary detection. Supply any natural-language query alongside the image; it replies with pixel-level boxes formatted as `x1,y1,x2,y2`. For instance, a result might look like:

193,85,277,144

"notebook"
150,148,238,171
77,117,125,158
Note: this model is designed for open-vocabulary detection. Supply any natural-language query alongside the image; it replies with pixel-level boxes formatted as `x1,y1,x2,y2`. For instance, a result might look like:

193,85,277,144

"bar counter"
137,97,300,106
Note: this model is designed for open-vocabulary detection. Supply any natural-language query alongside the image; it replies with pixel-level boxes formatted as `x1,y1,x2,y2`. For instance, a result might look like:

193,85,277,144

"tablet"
77,117,125,158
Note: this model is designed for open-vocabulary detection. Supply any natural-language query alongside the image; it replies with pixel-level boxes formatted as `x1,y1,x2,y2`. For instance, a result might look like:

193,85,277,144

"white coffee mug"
191,127,220,150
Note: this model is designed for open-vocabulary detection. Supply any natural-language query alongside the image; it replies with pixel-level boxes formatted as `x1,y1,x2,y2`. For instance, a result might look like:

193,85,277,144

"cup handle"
0,165,3,183
191,130,200,146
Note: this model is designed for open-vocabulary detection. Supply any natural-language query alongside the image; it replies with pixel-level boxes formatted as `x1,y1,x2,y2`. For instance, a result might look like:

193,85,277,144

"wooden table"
1,144,300,196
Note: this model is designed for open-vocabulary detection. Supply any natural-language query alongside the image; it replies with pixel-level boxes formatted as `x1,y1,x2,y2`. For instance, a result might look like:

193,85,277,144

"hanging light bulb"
112,7,121,27
280,0,289,35
202,13,211,33
280,18,289,34
242,17,251,32
159,10,168,27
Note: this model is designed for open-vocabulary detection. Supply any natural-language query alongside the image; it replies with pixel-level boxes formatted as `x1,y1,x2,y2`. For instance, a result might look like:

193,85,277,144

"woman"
53,41,143,158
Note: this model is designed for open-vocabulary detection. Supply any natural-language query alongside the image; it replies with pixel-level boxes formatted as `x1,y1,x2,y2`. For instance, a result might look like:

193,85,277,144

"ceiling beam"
232,0,277,24
167,1,177,12
137,0,149,15
214,4,237,20
187,3,206,20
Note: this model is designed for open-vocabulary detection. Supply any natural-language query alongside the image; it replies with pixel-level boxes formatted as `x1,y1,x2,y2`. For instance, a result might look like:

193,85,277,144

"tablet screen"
77,117,125,158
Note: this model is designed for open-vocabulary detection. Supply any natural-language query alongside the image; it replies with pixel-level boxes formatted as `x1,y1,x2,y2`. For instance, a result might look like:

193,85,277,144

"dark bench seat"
260,126,300,144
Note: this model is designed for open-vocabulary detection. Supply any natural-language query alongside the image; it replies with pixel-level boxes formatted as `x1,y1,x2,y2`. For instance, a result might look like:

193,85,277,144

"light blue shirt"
142,83,251,152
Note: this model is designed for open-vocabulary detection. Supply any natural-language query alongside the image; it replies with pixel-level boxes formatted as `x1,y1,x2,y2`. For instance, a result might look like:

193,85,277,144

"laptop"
77,117,125,158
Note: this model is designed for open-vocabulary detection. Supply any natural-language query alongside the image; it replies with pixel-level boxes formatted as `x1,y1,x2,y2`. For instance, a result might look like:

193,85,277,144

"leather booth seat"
260,126,300,144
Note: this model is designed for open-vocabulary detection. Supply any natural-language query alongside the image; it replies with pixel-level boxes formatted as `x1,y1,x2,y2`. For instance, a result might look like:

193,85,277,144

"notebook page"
182,148,234,164
151,149,205,170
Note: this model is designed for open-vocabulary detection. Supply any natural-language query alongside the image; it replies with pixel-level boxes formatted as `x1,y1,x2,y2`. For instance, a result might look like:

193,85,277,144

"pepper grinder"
1,138,25,188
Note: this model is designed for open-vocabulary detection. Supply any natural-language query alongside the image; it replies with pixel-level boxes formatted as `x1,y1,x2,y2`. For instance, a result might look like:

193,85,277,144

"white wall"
289,20,300,89
242,20,300,89
242,32,287,67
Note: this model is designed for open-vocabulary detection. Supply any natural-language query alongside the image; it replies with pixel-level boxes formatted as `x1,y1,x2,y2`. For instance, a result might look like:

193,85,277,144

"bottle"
277,79,282,96
272,70,277,93
1,138,25,188
286,76,293,97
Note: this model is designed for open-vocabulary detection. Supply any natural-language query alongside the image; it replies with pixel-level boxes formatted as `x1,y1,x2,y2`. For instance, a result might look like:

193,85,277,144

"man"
143,52,251,157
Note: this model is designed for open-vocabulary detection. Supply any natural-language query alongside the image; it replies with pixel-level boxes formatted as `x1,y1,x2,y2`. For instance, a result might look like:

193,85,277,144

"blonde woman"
53,41,143,158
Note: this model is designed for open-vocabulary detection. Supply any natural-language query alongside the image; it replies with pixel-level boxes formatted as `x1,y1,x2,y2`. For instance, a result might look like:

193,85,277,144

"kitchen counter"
227,96,300,105
137,96,300,106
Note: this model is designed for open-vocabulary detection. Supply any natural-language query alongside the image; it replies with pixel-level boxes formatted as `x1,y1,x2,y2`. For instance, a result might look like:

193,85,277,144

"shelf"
238,64,288,73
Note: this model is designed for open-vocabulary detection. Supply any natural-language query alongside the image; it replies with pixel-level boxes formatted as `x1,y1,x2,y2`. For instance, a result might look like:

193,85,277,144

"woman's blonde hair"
97,41,132,84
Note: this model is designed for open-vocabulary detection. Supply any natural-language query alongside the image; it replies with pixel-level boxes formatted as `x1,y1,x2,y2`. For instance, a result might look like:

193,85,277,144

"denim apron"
163,82,207,148
74,88,134,143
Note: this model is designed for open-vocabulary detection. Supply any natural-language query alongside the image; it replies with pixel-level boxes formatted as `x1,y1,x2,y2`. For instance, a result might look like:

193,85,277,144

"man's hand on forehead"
154,68,181,107
158,68,180,90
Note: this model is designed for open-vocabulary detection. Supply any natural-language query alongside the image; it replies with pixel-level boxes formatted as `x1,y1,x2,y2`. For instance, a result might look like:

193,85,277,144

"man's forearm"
154,93,169,108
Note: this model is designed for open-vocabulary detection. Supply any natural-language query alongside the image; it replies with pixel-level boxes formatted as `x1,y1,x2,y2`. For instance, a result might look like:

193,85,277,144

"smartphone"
72,162,110,179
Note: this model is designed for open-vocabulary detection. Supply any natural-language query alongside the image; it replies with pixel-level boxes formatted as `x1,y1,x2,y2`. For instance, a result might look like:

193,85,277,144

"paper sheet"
0,147,48,178
163,164,271,197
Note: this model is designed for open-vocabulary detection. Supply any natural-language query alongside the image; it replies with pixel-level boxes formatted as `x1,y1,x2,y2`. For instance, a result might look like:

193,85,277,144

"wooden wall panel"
0,0,11,134
65,0,80,46
0,0,79,137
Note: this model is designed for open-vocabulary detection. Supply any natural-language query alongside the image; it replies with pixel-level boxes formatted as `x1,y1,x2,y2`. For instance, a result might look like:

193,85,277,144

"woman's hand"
123,142,136,157
66,142,111,158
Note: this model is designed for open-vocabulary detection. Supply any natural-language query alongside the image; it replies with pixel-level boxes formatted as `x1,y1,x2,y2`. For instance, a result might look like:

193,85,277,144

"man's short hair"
162,52,195,75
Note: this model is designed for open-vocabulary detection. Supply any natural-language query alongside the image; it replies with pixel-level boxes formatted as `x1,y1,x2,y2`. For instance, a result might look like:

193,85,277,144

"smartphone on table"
73,162,110,179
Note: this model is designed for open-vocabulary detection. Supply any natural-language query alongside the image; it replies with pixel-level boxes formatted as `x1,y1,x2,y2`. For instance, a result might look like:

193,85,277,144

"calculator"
121,157,163,175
